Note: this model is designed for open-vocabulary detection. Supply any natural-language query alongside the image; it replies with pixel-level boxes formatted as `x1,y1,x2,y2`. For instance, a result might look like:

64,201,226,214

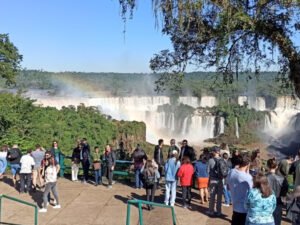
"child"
177,156,194,209
141,159,160,210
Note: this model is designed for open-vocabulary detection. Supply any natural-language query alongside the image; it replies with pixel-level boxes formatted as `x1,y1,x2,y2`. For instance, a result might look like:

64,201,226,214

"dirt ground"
0,176,291,225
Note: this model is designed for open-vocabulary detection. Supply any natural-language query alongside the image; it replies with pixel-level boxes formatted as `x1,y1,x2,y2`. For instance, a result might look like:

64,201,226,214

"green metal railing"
126,199,176,225
0,194,38,225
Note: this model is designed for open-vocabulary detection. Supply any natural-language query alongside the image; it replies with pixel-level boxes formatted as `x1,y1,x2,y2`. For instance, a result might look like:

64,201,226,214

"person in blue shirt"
194,154,209,204
245,173,276,225
227,154,253,225
164,150,180,206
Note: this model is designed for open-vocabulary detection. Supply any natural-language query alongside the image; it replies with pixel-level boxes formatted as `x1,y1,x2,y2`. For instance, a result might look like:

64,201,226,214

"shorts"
197,177,209,189
10,164,21,176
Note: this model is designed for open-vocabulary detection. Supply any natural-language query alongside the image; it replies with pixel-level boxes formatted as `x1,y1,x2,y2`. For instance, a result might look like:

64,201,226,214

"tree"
119,0,300,97
0,34,22,85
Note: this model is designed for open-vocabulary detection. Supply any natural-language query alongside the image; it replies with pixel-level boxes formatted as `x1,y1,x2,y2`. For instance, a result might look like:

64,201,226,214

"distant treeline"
0,70,292,98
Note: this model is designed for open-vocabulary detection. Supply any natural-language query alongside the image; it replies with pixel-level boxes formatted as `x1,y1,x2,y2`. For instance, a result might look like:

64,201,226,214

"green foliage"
0,34,22,85
119,0,300,97
0,93,146,156
209,103,267,144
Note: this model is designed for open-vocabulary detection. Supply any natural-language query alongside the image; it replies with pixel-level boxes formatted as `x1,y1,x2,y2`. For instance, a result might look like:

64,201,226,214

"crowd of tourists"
132,139,300,225
1,138,300,225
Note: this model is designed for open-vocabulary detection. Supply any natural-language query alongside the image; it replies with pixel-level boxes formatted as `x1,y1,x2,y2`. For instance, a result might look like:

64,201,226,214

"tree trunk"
289,57,300,98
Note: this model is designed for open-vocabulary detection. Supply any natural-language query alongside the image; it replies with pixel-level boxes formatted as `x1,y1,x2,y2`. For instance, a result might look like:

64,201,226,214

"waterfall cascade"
31,92,299,145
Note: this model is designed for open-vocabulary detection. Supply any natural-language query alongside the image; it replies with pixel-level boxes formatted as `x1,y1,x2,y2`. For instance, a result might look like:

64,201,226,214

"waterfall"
181,117,189,135
238,96,266,111
200,96,217,107
178,96,200,108
235,117,239,139
220,117,225,134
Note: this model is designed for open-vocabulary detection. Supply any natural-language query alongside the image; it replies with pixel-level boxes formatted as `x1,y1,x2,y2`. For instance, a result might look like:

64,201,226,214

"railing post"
138,202,144,225
0,195,2,223
171,207,176,225
126,202,131,225
34,205,38,225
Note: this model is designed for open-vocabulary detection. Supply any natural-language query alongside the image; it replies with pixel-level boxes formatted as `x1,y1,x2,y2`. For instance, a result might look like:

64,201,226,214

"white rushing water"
30,92,300,145
32,95,220,145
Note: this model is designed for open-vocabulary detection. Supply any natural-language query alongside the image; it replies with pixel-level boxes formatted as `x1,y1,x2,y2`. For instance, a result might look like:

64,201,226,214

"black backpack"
141,169,155,187
213,158,229,179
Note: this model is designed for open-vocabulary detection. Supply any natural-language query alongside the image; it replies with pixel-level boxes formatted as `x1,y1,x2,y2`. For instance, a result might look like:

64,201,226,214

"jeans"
223,184,232,204
209,179,223,214
106,165,113,185
273,204,282,225
82,161,90,181
71,163,79,181
182,186,191,206
165,181,177,206
20,173,31,193
10,163,20,176
135,168,143,188
232,211,247,225
94,168,102,185
43,182,59,208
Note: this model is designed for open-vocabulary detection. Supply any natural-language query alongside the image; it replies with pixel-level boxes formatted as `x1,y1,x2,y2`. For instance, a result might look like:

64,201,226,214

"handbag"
93,162,101,170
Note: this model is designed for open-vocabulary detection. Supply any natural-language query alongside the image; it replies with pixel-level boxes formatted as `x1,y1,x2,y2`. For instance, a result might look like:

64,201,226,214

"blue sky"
0,0,172,73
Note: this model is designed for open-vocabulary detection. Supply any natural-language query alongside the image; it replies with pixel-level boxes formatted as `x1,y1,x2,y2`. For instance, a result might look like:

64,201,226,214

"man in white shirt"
20,149,35,194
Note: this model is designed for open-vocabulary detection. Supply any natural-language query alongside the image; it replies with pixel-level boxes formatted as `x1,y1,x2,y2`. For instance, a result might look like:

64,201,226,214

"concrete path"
0,177,291,225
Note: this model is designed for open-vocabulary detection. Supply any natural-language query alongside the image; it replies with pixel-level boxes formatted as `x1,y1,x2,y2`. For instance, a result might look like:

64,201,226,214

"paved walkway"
0,177,291,225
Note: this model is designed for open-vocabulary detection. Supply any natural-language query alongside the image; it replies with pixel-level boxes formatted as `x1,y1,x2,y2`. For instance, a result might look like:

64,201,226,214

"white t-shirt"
0,151,7,158
20,154,35,174
45,165,57,183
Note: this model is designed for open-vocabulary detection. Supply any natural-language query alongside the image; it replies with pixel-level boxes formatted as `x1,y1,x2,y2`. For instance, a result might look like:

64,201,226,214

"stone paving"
0,177,291,225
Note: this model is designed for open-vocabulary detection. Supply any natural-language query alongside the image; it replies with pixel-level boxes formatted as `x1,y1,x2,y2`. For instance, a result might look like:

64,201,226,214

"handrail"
126,199,176,225
0,194,38,225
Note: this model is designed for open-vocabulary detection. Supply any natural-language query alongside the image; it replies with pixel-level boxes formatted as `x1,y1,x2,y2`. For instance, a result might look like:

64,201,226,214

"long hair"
145,160,154,176
254,173,272,198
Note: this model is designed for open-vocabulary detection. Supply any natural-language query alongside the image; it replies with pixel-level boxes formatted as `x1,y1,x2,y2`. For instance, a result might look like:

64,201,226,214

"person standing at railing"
164,150,180,207
103,145,116,189
177,156,194,209
80,138,90,184
20,149,35,194
132,144,147,189
0,145,8,179
50,140,61,164
6,144,22,187
39,152,61,213
92,146,102,186
154,139,164,188
31,144,45,191
141,159,160,211
71,141,81,182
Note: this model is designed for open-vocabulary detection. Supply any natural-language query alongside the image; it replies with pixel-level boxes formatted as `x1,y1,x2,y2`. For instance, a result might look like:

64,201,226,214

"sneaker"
53,204,61,209
222,203,230,207
112,181,116,185
39,208,47,213
107,185,112,189
53,199,57,205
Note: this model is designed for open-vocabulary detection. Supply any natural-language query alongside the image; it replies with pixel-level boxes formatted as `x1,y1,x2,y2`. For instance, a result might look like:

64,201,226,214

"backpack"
213,158,229,179
141,169,155,187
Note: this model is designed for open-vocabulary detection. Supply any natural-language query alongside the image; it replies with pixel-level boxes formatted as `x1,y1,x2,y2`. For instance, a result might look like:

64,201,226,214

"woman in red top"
177,156,194,208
